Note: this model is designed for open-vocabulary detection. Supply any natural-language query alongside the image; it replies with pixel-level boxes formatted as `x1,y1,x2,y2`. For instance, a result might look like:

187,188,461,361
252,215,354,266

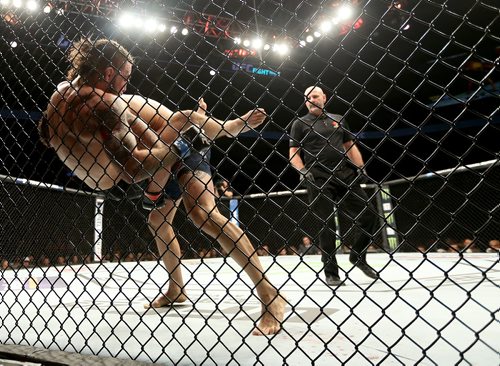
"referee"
289,86,379,286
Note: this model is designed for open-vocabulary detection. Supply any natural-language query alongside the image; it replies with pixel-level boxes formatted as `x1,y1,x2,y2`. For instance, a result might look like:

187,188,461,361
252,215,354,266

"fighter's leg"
179,171,286,336
144,197,188,308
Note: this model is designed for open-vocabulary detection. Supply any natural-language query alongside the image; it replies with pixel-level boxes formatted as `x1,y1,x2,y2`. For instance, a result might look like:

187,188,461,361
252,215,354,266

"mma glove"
173,125,210,159
299,167,315,185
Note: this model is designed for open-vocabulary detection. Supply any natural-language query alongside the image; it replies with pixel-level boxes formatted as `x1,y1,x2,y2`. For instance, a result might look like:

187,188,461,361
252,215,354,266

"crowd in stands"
1,236,498,271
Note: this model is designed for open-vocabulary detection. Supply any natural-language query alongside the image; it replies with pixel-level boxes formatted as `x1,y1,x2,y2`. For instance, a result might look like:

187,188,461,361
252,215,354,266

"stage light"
234,37,241,44
243,39,250,47
10,41,17,48
118,13,133,28
273,43,289,56
320,21,332,33
144,19,158,33
263,43,271,51
158,24,166,32
313,31,321,38
299,40,306,47
12,0,21,8
170,26,177,34
43,5,51,13
181,28,189,35
337,5,354,21
306,35,314,43
251,38,263,49
209,70,216,76
26,0,38,11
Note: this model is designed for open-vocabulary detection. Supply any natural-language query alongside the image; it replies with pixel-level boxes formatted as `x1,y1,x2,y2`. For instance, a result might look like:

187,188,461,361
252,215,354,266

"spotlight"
144,19,158,33
118,13,133,28
320,21,332,33
337,5,354,21
313,31,321,38
26,0,38,11
181,28,189,35
170,26,178,34
251,38,263,49
12,0,21,8
243,39,250,47
43,5,51,13
10,41,18,48
299,40,306,47
158,24,166,32
263,43,271,51
306,35,314,43
273,43,289,56
209,70,216,76
234,37,241,44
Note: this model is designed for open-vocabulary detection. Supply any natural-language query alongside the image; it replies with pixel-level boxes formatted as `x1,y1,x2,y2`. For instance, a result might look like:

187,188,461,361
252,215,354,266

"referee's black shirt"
289,112,356,173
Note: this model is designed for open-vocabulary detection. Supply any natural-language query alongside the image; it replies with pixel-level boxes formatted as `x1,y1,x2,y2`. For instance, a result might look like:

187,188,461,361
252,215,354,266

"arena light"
273,43,289,56
320,21,332,33
263,43,270,51
43,4,51,13
158,23,166,32
306,35,314,43
251,38,263,49
299,40,306,47
170,26,177,34
144,18,158,33
243,39,251,47
181,28,189,36
234,37,241,44
209,70,216,76
0,0,10,6
118,13,134,28
12,0,21,8
313,31,321,38
10,40,17,48
337,4,354,21
26,0,38,11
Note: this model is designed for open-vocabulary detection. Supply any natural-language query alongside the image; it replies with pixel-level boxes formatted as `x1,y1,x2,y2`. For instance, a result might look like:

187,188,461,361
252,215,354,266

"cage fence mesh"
0,0,499,365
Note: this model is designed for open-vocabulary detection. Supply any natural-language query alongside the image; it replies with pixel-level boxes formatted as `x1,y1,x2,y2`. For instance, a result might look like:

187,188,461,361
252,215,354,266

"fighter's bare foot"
252,294,287,336
240,108,267,132
143,291,188,309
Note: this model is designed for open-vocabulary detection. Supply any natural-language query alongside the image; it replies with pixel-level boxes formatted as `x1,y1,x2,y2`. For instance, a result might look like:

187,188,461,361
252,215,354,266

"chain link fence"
1,0,499,365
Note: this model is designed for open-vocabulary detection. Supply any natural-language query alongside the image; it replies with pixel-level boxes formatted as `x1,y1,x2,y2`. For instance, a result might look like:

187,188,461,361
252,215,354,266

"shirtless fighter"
38,38,285,335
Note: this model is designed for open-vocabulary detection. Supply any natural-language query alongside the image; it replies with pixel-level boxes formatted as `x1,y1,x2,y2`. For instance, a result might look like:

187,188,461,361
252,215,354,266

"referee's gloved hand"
299,168,315,185
357,167,370,184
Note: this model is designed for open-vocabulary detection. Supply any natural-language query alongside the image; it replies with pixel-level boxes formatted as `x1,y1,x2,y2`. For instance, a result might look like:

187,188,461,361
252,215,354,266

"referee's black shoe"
349,257,378,279
325,275,346,287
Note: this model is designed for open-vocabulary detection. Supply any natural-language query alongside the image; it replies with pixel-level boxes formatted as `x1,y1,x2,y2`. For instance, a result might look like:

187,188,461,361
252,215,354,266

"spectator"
1,259,9,270
278,247,288,256
56,255,66,266
40,256,51,267
298,236,320,256
70,255,81,265
22,257,31,268
487,239,500,253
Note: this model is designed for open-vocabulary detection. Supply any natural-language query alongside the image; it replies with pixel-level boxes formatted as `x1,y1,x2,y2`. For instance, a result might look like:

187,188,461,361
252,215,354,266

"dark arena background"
0,1,499,365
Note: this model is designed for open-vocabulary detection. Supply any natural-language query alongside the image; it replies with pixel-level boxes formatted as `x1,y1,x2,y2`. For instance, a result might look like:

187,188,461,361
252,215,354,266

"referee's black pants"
306,169,378,278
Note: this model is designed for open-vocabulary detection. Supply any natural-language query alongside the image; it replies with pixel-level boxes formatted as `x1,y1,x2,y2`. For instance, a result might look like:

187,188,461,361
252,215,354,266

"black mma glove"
299,167,315,185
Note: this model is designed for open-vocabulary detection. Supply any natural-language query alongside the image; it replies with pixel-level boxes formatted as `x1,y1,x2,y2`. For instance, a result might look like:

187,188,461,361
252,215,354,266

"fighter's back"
45,81,122,190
